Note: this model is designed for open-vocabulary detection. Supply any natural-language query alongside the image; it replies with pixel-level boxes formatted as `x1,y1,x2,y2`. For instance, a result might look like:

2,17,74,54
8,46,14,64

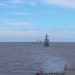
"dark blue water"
0,42,75,75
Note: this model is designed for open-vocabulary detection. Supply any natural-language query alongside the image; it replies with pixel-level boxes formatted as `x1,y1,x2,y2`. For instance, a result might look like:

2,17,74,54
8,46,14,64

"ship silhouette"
44,33,49,47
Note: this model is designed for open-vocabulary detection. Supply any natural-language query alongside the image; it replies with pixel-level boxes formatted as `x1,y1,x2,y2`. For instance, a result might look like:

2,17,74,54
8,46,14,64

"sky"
0,0,75,42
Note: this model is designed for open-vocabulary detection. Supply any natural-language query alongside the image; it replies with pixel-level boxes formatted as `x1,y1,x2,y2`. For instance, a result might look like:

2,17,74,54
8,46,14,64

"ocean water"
0,42,75,75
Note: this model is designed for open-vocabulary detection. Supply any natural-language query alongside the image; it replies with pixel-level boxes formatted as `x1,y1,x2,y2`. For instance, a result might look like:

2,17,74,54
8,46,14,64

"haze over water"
0,42,75,75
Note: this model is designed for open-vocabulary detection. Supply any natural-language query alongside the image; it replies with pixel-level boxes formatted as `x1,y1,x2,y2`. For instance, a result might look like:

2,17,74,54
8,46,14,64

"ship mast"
46,33,48,39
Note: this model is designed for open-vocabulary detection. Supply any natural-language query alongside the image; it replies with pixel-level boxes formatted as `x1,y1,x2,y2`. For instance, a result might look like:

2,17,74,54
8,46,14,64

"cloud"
8,0,36,6
9,0,75,8
50,30,75,42
9,0,23,4
0,28,44,41
24,1,37,6
5,22,30,26
0,0,37,7
1,0,75,8
0,19,34,29
0,28,37,37
39,0,75,8
0,3,6,7
0,28,75,42
10,12,28,15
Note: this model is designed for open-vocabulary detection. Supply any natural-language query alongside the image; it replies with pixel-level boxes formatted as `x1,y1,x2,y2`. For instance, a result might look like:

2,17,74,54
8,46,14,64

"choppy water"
0,42,75,75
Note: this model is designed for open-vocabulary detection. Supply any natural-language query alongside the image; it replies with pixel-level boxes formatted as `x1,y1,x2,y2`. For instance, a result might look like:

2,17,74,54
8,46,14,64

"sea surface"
0,42,75,75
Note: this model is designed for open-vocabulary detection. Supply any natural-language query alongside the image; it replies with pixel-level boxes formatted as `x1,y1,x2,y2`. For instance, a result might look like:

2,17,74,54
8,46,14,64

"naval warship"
44,33,49,47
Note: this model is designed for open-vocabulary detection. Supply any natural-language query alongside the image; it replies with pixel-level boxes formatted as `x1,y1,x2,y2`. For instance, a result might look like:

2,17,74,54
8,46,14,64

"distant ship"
44,33,49,46
31,40,42,44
